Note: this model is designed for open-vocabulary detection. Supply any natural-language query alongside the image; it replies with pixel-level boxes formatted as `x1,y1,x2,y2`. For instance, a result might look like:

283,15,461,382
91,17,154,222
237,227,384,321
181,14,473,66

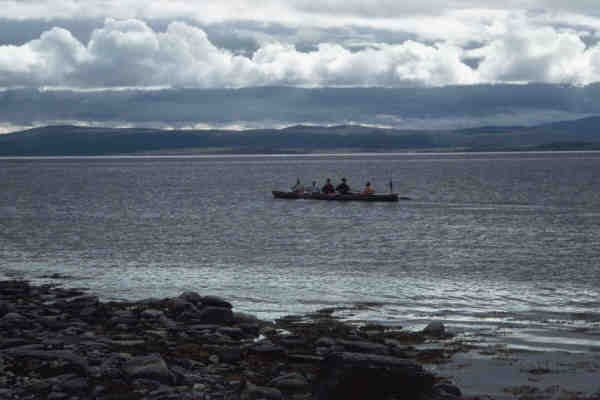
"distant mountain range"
2,116,600,156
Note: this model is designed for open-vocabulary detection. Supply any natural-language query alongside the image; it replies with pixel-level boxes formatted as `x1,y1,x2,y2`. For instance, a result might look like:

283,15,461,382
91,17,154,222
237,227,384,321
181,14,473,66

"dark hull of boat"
272,191,406,202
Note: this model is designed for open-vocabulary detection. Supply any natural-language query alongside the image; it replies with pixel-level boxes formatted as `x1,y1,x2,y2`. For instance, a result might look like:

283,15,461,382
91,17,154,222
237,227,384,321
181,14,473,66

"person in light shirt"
310,181,320,193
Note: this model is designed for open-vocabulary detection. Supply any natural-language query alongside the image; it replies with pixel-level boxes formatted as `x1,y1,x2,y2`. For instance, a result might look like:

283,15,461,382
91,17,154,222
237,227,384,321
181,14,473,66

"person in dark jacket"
336,177,350,194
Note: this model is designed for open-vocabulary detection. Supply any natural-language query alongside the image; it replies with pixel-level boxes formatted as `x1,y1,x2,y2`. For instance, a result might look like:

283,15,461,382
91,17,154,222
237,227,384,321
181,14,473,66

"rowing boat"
272,190,408,202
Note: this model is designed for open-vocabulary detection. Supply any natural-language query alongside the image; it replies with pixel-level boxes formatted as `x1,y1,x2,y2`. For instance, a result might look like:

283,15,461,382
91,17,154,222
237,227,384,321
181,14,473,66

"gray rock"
78,306,97,318
109,310,138,326
280,335,308,347
269,372,309,392
98,354,132,378
248,342,286,358
170,297,197,314
179,291,203,305
148,385,177,398
423,321,446,337
0,338,29,349
139,297,162,306
54,374,89,392
238,322,261,336
122,354,172,384
64,295,99,308
200,332,234,344
61,326,84,336
219,346,244,364
314,352,436,400
315,337,336,347
337,339,389,355
233,312,260,323
26,378,53,391
197,306,233,324
200,295,233,309
218,327,244,339
2,312,25,320
432,382,462,398
141,309,166,319
241,382,282,400
187,324,221,331
47,391,69,399
2,349,91,376
0,301,16,316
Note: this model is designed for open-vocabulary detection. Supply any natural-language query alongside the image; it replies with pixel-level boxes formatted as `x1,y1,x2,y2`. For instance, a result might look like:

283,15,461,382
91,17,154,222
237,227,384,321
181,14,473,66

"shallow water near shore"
2,152,600,354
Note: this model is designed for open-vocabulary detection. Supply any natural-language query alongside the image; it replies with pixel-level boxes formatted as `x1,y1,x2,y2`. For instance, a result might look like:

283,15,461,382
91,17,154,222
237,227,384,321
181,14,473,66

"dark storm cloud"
0,84,597,132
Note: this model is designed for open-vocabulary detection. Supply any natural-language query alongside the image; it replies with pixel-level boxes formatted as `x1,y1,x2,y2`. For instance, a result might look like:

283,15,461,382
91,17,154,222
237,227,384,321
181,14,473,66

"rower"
336,177,350,194
291,178,303,194
361,182,376,195
321,178,335,194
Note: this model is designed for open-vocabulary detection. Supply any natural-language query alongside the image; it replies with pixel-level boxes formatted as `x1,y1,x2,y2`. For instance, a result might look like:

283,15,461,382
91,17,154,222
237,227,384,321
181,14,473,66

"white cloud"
0,19,481,88
0,8,600,88
0,27,87,86
469,17,597,85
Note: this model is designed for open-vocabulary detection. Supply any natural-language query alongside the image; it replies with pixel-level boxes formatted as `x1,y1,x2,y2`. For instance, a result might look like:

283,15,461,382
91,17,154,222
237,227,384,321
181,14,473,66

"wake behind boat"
272,190,407,202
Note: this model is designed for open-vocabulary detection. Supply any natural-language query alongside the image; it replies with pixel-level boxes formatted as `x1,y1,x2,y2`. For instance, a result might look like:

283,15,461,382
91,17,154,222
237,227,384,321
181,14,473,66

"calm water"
1,152,600,353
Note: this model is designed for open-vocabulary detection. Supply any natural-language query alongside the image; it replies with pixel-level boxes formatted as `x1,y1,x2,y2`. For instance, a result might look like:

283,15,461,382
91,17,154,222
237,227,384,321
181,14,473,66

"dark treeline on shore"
2,116,600,156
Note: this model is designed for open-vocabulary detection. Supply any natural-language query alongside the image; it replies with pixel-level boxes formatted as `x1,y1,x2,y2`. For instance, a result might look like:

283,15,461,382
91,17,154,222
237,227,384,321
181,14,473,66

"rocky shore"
0,280,596,400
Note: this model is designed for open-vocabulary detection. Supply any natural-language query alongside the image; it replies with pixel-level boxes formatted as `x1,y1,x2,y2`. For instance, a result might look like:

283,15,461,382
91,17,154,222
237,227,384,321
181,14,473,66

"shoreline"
1,280,599,400
3,149,600,159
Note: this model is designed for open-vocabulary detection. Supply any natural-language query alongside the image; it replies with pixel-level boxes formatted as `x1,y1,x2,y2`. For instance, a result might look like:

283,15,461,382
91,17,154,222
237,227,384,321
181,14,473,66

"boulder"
122,354,172,384
423,321,446,337
169,297,197,314
179,291,203,305
197,306,233,325
314,352,436,400
200,295,232,309
432,382,462,398
269,372,309,393
240,382,282,400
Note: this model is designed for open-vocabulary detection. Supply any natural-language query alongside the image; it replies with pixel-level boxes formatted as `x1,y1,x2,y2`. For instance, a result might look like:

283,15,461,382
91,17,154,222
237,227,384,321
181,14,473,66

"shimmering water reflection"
1,152,600,353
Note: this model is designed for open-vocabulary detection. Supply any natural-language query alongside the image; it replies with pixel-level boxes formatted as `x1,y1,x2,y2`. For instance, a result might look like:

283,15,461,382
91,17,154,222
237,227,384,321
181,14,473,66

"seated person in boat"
336,177,351,194
321,178,335,194
291,178,304,193
311,181,320,193
361,182,376,195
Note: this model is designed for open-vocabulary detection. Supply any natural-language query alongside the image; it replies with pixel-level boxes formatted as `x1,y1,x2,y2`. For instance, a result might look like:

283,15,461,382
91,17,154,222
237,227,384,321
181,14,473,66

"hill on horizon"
1,116,600,156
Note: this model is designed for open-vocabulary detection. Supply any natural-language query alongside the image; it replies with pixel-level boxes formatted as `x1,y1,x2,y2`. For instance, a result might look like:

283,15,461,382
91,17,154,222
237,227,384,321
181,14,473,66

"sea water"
1,152,600,353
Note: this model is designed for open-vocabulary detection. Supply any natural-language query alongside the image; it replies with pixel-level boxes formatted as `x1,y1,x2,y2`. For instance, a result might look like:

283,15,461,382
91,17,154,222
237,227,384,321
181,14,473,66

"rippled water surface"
1,152,600,352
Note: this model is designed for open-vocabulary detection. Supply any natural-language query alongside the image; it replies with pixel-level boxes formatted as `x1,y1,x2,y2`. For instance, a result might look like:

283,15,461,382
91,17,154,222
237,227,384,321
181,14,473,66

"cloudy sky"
2,0,600,133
